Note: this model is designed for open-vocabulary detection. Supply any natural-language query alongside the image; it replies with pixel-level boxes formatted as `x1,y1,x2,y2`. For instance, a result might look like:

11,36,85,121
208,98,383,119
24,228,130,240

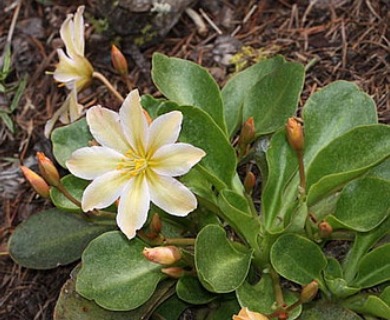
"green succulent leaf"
158,104,236,189
8,209,114,269
329,177,390,232
195,225,252,293
365,158,390,181
303,81,377,166
242,59,304,136
352,243,390,288
221,55,285,136
54,266,176,320
262,129,298,232
50,175,89,212
176,276,217,305
270,234,327,285
306,125,390,205
343,294,390,320
76,231,165,311
153,294,188,320
52,118,93,168
236,274,301,319
152,53,226,132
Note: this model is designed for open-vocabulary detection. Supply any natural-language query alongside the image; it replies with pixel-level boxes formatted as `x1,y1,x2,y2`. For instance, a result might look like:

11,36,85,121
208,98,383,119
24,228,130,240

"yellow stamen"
117,150,147,176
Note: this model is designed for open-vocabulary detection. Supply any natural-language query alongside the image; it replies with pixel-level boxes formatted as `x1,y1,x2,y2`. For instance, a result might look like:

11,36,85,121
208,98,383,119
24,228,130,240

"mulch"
0,0,389,319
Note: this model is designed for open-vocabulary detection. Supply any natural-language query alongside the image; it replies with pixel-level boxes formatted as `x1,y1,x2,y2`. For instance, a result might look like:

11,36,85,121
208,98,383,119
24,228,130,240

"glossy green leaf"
331,177,390,232
352,243,390,288
236,274,301,319
195,225,252,293
343,217,390,283
343,294,390,320
50,175,89,212
222,55,285,136
159,104,236,189
140,94,164,119
262,129,298,231
306,125,390,205
76,231,165,311
8,209,114,269
52,118,93,168
176,276,217,305
217,189,261,251
243,60,304,136
152,53,226,132
54,266,175,320
270,234,327,285
303,81,377,166
299,301,361,320
365,158,390,181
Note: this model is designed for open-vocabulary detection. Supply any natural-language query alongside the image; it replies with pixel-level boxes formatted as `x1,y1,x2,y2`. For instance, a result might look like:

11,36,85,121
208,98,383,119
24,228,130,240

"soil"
0,0,389,319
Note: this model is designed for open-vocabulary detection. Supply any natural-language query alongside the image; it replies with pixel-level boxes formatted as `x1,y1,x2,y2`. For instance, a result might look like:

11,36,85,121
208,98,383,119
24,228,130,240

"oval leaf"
52,118,93,168
152,53,226,132
343,294,390,320
222,55,285,136
270,234,327,285
352,243,390,288
299,301,361,320
76,231,165,311
176,276,217,305
8,209,114,269
242,59,304,136
195,225,252,293
333,177,390,232
306,125,390,205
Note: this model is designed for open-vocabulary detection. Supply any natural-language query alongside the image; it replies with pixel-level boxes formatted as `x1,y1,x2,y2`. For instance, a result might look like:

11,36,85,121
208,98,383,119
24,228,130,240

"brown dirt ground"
0,0,389,319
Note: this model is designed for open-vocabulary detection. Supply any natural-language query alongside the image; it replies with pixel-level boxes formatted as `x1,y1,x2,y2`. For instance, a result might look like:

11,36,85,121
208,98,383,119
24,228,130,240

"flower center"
117,149,147,177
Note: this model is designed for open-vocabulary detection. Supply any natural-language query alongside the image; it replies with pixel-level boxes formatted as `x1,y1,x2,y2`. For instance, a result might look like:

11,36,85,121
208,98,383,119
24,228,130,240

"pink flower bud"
111,45,128,75
285,117,304,152
300,280,319,303
36,152,60,187
233,307,269,320
20,166,50,198
143,246,182,265
161,267,185,279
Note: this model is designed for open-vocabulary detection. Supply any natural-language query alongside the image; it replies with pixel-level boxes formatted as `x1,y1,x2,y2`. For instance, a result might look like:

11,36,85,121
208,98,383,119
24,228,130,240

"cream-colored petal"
82,170,129,211
66,146,124,179
117,175,150,239
60,13,78,59
119,90,148,156
44,100,70,138
148,172,197,216
87,106,130,154
151,143,205,176
147,111,182,153
73,6,85,55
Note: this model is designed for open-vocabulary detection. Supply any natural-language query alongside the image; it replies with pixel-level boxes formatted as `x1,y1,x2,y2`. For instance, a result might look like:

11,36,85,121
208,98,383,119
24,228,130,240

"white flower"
66,89,206,239
44,86,83,137
53,6,93,91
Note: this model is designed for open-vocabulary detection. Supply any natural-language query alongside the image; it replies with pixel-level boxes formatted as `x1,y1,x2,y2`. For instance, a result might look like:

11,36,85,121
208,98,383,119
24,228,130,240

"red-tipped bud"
244,171,256,194
161,267,185,279
37,152,60,187
285,117,304,152
233,307,269,320
318,221,333,238
300,280,319,303
111,45,128,75
143,246,182,265
20,166,50,198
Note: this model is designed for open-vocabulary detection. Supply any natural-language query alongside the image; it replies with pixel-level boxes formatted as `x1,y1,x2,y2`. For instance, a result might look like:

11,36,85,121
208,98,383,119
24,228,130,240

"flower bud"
239,117,255,146
285,117,304,152
143,246,182,265
233,307,269,320
318,221,333,238
20,166,50,198
300,280,319,303
244,171,256,194
36,152,60,187
111,45,128,75
161,267,185,279
150,213,162,234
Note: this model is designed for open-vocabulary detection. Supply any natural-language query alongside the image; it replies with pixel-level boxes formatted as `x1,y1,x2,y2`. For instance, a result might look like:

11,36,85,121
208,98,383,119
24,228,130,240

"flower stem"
269,267,286,308
56,183,82,208
297,150,306,193
93,71,124,103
